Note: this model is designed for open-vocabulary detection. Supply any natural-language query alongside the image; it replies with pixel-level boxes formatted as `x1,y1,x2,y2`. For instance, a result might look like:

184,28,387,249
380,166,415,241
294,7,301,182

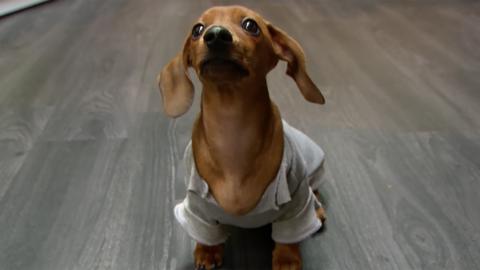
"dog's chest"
207,176,270,216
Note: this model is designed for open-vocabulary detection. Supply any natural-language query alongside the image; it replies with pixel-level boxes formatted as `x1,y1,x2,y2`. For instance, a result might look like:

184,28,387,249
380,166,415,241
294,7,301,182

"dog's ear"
267,24,325,104
158,37,194,118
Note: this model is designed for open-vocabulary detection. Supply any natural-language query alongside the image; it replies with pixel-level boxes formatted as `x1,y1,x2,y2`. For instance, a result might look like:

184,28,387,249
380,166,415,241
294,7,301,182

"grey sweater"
174,121,325,245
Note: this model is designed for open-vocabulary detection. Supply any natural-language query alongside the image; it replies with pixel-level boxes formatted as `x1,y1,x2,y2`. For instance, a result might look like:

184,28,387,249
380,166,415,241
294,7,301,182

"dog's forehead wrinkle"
200,5,259,25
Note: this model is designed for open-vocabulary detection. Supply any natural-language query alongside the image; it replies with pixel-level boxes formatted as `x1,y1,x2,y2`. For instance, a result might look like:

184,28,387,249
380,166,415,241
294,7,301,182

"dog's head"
158,5,325,117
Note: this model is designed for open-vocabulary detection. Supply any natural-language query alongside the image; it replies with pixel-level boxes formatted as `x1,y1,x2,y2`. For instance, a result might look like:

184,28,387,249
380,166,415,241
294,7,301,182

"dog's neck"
198,79,274,177
192,78,284,215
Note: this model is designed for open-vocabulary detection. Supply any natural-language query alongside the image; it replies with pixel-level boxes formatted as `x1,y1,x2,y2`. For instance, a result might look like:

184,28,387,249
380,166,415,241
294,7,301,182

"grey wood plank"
0,112,177,270
0,106,52,199
267,0,480,132
0,1,103,107
300,129,480,270
0,140,120,270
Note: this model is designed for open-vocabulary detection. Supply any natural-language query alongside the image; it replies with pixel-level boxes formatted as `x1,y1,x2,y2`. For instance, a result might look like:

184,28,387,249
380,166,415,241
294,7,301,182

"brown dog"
159,6,326,270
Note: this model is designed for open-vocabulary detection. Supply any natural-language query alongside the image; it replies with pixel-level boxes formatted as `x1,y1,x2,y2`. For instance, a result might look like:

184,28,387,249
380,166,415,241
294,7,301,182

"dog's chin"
200,58,249,82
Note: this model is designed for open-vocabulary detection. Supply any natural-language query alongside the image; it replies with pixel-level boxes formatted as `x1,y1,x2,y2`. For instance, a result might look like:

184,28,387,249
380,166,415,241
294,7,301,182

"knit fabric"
174,121,325,245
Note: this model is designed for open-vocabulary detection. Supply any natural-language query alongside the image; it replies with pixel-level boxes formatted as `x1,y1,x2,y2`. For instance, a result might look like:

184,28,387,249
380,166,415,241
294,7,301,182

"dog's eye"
192,23,205,39
241,18,260,36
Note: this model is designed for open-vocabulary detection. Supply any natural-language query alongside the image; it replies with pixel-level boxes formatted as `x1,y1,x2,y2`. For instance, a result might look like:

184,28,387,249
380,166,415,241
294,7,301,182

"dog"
158,6,327,270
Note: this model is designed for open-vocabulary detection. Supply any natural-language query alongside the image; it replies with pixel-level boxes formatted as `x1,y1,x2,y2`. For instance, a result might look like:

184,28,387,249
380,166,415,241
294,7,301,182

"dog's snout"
204,26,233,50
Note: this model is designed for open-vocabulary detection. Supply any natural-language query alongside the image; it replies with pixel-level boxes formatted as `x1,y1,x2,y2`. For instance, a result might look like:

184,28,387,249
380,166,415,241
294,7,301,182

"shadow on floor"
222,225,274,269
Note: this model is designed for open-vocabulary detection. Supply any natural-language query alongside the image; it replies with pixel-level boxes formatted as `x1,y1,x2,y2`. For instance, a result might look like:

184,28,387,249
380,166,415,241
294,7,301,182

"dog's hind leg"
313,190,327,224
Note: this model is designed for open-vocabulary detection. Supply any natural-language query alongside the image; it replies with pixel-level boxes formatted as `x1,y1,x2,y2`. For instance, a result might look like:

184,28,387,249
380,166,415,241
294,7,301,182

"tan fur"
194,243,224,270
158,5,325,269
272,243,302,270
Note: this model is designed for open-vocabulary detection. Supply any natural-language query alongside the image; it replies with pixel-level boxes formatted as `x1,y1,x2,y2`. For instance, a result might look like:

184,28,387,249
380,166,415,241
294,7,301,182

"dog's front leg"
272,242,302,270
194,242,224,270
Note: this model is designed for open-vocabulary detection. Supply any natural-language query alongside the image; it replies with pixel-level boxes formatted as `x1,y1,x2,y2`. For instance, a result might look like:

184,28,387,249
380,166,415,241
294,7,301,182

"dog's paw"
194,243,224,270
313,190,327,224
272,243,302,270
316,206,327,224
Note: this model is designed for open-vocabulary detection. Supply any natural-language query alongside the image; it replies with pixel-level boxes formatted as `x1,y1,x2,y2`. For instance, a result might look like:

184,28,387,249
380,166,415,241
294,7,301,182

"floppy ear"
267,24,325,104
158,38,194,118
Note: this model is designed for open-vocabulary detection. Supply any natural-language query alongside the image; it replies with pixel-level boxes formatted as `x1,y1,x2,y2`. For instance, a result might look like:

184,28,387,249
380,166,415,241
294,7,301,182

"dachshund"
159,5,326,270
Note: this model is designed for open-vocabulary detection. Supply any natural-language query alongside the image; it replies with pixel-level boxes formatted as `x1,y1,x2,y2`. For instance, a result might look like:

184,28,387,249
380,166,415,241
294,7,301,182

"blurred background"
0,0,479,269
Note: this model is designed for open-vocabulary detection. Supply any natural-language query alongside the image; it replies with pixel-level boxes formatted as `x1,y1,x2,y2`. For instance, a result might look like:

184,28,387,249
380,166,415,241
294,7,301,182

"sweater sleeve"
271,180,322,244
174,192,229,246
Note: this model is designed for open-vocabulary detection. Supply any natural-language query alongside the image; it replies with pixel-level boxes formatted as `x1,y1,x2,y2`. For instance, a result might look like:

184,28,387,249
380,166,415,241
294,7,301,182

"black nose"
203,26,233,50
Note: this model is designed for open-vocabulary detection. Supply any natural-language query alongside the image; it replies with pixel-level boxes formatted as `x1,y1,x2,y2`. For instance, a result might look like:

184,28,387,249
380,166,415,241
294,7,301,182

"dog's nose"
203,26,233,50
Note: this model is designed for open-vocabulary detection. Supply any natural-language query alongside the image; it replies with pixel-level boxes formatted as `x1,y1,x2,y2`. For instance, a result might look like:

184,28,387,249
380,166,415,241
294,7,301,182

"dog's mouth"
200,56,249,78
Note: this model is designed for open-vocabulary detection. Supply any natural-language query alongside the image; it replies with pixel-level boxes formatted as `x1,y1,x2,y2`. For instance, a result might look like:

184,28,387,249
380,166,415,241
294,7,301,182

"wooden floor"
1,0,480,269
